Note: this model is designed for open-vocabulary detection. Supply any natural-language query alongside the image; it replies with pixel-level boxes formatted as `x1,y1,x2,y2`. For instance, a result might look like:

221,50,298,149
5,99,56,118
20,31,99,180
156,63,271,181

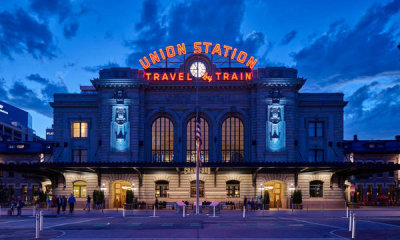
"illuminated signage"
0,104,8,115
139,42,258,70
144,72,253,82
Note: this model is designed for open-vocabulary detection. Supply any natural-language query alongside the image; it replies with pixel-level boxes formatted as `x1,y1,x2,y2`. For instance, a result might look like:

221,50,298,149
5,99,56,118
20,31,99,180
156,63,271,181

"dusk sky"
0,0,399,139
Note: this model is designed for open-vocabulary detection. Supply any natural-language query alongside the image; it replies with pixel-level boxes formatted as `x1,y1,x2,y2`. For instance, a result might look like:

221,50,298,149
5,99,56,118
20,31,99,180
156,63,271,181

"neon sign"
144,72,253,82
139,42,258,70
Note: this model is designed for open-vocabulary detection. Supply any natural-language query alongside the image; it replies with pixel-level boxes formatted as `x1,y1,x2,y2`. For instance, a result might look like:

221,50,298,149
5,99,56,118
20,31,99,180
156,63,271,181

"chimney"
353,134,358,141
395,135,400,141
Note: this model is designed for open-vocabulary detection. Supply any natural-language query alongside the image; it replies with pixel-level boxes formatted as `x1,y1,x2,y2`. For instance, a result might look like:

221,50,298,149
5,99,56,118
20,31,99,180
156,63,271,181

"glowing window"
152,117,174,162
155,180,169,198
186,117,209,163
226,180,240,198
73,181,87,198
190,180,204,198
72,121,88,138
222,117,244,162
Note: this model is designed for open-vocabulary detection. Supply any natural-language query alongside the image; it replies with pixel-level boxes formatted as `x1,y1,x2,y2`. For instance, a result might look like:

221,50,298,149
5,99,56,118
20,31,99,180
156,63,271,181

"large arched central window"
222,117,244,162
152,117,174,162
186,117,209,163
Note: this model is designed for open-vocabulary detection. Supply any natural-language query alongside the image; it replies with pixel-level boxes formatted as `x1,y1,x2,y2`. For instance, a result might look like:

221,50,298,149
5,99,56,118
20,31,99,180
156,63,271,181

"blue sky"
0,0,399,140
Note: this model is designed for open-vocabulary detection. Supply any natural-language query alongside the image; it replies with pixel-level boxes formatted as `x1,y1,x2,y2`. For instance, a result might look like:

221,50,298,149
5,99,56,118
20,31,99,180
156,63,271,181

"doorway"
113,181,132,208
264,180,283,208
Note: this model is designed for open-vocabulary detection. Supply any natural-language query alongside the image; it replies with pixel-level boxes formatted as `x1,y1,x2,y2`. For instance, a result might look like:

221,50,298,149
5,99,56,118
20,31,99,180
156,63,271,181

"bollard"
40,211,43,231
242,206,245,218
262,204,265,217
352,213,356,239
349,212,352,231
123,206,125,217
35,214,39,239
153,205,156,217
183,205,185,218
346,206,349,218
33,206,36,217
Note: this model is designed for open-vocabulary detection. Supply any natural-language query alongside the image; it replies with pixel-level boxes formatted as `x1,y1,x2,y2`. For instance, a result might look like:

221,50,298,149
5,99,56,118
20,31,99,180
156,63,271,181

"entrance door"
265,181,282,208
114,181,131,208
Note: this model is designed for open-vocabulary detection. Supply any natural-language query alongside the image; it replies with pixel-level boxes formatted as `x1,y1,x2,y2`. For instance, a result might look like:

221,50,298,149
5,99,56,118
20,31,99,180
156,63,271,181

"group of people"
9,198,24,216
46,194,76,214
243,196,264,210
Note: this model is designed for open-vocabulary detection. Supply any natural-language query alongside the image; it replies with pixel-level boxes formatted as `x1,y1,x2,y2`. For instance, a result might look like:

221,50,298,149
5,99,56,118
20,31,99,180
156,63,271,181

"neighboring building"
46,128,55,141
344,135,400,204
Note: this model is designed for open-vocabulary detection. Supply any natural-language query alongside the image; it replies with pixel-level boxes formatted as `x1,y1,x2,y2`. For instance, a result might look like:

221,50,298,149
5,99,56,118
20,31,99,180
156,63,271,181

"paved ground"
1,208,400,239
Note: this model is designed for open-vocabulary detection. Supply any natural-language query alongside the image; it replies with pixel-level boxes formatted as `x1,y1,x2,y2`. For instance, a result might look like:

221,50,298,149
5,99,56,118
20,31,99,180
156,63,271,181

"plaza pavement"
0,207,400,240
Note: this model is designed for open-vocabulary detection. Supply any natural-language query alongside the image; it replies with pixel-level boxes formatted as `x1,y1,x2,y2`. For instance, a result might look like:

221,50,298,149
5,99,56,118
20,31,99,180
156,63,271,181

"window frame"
71,121,88,138
190,180,204,198
155,180,169,198
309,180,324,198
226,180,240,198
72,149,88,163
221,116,244,163
308,121,324,137
186,117,209,163
151,117,174,163
73,181,87,198
308,149,324,162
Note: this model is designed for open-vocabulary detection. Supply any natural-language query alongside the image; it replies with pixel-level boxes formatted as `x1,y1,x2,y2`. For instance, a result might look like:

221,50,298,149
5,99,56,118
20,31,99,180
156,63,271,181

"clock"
190,61,206,78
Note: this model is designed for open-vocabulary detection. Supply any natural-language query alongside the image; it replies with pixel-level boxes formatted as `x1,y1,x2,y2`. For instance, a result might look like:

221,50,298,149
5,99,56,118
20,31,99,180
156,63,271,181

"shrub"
126,190,133,204
264,191,270,205
293,190,302,204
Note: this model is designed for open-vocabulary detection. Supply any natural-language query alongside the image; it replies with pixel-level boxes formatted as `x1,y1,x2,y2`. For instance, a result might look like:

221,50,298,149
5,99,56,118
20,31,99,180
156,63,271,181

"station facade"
46,50,348,209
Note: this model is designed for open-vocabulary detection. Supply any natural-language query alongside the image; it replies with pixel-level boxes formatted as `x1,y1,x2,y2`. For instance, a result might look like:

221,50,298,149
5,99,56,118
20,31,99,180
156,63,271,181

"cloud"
0,78,9,101
280,30,297,45
83,62,121,73
0,8,56,59
294,0,400,90
126,0,268,67
26,73,68,101
29,0,85,39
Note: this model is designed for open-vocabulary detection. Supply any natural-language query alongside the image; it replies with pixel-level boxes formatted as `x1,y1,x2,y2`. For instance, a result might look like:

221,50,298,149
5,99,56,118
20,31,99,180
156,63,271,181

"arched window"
226,180,240,198
152,117,174,162
310,180,323,198
222,117,244,162
190,180,204,198
186,117,209,163
73,181,87,198
155,180,169,198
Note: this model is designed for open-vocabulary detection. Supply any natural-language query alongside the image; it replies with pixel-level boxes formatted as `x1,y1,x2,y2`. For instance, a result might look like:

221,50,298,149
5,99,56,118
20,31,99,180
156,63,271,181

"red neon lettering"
139,57,150,69
186,73,192,81
231,72,238,81
145,73,151,80
154,73,160,81
245,72,252,80
223,72,229,80
223,45,232,57
211,44,222,56
178,72,184,81
246,56,257,69
203,42,212,54
237,51,247,64
159,49,166,60
166,46,176,58
194,42,202,54
169,73,176,81
162,73,168,81
149,51,160,64
240,72,243,80
231,48,237,59
215,72,222,80
177,43,186,55
202,73,213,82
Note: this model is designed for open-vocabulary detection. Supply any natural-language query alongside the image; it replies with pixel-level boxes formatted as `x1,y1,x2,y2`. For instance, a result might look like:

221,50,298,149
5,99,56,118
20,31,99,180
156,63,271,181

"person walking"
155,197,159,209
68,194,76,214
84,195,91,211
16,198,23,216
62,196,67,214
56,195,62,215
10,200,15,216
46,197,51,210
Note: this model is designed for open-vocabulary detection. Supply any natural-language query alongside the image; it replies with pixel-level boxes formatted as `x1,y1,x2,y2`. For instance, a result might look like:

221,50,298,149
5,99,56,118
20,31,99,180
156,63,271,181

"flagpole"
195,54,200,215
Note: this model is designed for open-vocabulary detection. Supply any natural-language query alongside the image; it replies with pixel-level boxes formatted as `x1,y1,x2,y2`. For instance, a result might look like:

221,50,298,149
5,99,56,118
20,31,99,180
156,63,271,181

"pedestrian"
10,200,15,216
62,196,67,213
16,198,23,216
68,194,76,214
243,196,247,210
46,197,51,210
155,197,159,209
51,195,56,208
250,198,255,211
56,195,62,214
84,195,91,211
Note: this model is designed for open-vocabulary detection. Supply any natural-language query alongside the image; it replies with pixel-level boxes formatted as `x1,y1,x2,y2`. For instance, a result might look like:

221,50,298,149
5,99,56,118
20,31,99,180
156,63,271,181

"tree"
293,190,302,205
263,190,270,205
126,190,133,205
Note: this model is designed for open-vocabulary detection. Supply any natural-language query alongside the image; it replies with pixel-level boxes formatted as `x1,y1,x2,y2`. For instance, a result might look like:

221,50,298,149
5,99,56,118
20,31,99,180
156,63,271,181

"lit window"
152,117,174,162
308,121,324,137
226,180,240,198
72,121,88,138
73,181,87,198
186,117,209,163
155,180,169,198
308,149,324,162
222,117,244,162
310,180,323,198
72,149,88,163
190,180,204,198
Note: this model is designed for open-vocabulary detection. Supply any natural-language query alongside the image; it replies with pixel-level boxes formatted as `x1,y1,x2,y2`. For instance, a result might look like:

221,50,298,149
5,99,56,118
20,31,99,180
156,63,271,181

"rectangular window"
308,149,324,162
72,149,88,163
72,121,88,138
308,121,324,137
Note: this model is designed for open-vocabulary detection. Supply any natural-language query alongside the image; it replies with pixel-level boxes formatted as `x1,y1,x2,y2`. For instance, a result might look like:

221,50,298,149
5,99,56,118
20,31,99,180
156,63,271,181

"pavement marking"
45,218,101,229
0,219,33,224
280,217,345,230
288,224,304,226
